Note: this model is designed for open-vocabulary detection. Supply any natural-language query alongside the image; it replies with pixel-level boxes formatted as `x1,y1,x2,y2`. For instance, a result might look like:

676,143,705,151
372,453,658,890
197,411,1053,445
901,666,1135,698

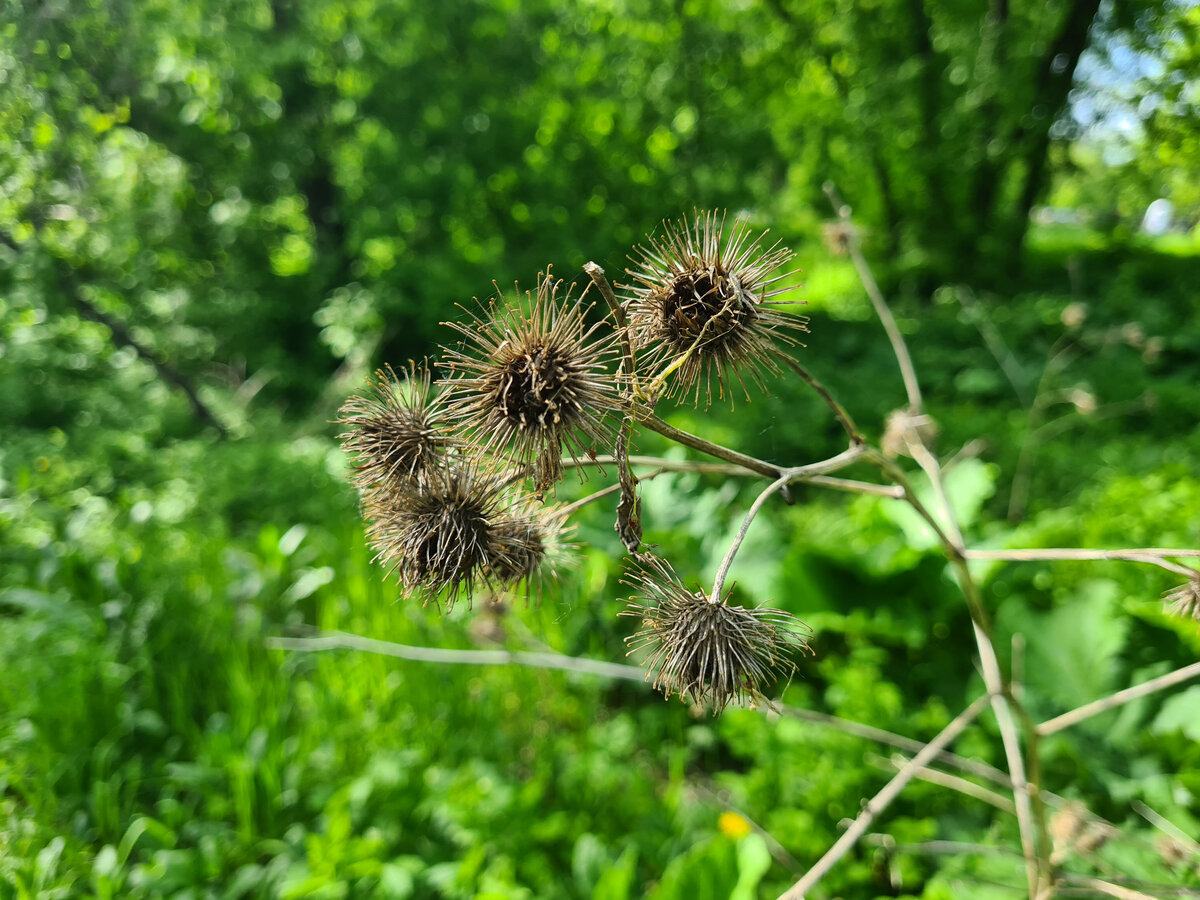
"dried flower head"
621,555,811,714
440,272,620,490
337,362,448,488
364,462,514,608
623,210,809,408
1164,578,1200,622
486,504,573,592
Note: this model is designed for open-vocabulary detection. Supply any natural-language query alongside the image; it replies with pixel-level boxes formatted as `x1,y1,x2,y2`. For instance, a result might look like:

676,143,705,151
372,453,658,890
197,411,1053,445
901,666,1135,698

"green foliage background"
2,0,1200,897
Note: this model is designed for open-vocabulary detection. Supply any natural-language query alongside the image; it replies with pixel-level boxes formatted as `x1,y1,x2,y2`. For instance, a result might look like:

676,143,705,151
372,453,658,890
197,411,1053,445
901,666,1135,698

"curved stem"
709,446,867,603
773,352,865,445
563,454,902,498
711,473,792,603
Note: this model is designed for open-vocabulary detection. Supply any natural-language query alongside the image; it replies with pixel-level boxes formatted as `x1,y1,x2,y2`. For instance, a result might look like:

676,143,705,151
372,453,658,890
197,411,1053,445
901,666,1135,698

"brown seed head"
485,504,572,593
363,462,511,609
623,210,809,408
440,272,620,490
620,555,811,714
1164,578,1200,622
337,362,448,488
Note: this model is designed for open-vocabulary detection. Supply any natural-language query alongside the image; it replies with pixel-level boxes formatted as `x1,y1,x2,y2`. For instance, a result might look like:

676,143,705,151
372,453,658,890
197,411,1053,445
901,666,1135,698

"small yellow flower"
718,811,752,839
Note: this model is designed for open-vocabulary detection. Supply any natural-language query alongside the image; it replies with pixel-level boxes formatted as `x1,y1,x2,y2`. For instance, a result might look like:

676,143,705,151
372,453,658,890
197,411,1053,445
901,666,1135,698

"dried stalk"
1037,660,1200,737
778,692,992,898
823,182,923,414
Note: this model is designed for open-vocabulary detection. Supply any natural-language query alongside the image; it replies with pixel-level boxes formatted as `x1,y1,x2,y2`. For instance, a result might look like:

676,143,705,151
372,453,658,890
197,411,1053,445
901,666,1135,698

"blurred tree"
1,0,1185,425
756,0,1178,285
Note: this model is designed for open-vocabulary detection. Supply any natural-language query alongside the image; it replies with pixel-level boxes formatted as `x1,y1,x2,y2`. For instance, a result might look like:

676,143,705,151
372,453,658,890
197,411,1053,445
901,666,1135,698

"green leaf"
1151,685,1200,741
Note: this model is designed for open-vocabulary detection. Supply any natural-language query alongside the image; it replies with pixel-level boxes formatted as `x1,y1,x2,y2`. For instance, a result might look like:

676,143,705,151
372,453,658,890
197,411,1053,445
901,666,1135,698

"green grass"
3,231,1200,897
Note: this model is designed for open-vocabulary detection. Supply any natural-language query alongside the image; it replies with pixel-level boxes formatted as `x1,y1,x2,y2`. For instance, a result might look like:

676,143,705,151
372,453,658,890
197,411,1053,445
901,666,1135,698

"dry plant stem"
1037,660,1200,737
823,182,923,414
276,628,1024,797
871,753,1017,815
779,706,1012,787
1071,878,1159,900
711,473,793,603
636,411,784,480
583,261,637,382
965,547,1200,579
864,448,963,565
907,438,965,549
876,432,1047,894
1132,800,1200,857
709,445,869,602
564,454,903,498
778,692,992,900
956,560,1046,897
873,754,1018,815
773,352,865,445
268,631,648,681
841,251,1047,891
556,468,669,518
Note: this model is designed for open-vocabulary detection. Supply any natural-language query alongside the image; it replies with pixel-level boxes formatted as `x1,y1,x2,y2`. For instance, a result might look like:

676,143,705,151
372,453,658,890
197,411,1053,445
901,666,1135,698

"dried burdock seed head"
337,362,448,488
1164,577,1200,622
620,555,811,714
486,506,573,592
623,210,809,408
363,462,510,609
440,271,621,490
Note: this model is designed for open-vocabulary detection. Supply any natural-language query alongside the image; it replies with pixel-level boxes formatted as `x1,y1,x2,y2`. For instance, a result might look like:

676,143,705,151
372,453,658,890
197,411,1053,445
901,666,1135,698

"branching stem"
779,692,991,898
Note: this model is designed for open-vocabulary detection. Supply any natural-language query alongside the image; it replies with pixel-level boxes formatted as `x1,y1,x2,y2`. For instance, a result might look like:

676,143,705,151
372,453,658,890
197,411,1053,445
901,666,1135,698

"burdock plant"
314,205,1200,898
622,554,811,713
623,209,809,407
336,362,448,489
362,461,540,609
439,271,620,490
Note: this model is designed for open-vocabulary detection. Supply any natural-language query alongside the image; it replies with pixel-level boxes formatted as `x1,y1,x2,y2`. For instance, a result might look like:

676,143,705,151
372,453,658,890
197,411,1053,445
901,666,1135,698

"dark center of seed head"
497,344,572,425
417,499,490,577
661,269,750,349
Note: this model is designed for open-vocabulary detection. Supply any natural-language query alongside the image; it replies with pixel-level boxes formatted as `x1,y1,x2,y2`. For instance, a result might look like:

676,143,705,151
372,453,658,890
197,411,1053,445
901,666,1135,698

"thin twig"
635,411,784,480
778,692,992,899
908,438,965,550
563,454,902,497
711,473,792,602
772,352,865,445
709,444,869,601
1132,800,1200,859
1070,877,1161,900
823,182,923,414
965,547,1200,579
963,577,1046,897
869,753,1017,815
1037,661,1200,737
268,631,647,681
584,261,637,384
778,705,1012,787
556,468,669,518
